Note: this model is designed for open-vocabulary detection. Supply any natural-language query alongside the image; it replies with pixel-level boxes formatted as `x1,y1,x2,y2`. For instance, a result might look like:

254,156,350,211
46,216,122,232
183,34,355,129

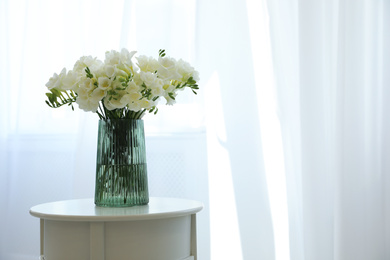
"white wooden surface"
30,198,203,260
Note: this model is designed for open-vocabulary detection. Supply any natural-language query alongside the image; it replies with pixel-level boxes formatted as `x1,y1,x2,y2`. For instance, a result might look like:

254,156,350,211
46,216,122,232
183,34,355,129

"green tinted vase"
95,119,149,207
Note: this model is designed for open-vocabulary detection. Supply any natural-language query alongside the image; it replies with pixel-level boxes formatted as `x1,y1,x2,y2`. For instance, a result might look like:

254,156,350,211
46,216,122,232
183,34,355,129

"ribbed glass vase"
95,119,149,207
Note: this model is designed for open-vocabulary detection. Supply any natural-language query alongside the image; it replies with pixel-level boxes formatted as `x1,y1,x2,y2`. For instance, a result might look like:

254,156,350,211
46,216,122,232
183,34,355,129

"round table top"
30,197,203,222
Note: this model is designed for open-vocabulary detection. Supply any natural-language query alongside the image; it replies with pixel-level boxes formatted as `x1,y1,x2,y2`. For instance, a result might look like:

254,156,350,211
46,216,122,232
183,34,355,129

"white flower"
126,100,142,112
121,92,155,112
105,63,130,78
192,70,200,82
176,59,199,82
75,84,89,98
151,86,163,97
163,84,176,93
162,83,178,105
79,78,95,91
73,56,103,75
140,71,158,87
98,77,111,90
62,70,80,91
151,78,164,97
127,81,139,93
139,71,164,100
131,72,143,86
90,88,106,103
105,49,136,69
92,67,106,78
76,98,99,112
164,91,177,105
115,65,130,77
104,96,126,111
139,99,153,109
157,57,181,80
45,48,199,119
120,92,142,106
120,48,137,66
75,87,100,112
105,50,120,65
109,80,126,95
104,65,116,78
136,55,159,72
45,68,67,90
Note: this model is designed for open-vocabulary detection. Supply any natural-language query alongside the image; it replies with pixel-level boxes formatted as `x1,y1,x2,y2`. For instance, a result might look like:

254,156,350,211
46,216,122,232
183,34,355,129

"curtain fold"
0,1,209,259
2,0,389,259
197,0,275,258
266,0,390,259
0,1,9,256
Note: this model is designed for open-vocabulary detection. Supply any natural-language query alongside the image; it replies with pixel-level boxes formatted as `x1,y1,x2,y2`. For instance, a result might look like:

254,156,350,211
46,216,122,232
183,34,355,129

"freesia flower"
176,59,200,82
62,70,80,91
45,68,67,90
44,48,199,119
136,55,159,72
157,57,181,81
98,77,111,90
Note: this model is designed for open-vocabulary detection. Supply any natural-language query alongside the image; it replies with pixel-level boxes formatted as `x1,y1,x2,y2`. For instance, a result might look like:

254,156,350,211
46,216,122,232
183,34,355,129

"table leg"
90,222,105,260
40,219,44,256
190,214,197,260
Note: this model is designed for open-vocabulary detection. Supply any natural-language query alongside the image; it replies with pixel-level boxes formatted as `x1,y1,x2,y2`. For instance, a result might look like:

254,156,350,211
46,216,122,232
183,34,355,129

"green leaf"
45,100,53,107
85,67,94,79
187,77,196,85
45,89,77,110
45,93,54,102
159,49,166,57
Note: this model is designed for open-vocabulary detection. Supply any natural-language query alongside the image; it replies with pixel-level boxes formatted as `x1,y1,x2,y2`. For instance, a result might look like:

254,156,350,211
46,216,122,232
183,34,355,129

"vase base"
94,197,149,207
94,201,149,208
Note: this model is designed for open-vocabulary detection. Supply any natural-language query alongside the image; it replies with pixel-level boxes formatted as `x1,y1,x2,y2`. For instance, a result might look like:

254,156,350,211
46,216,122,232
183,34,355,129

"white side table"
30,197,203,260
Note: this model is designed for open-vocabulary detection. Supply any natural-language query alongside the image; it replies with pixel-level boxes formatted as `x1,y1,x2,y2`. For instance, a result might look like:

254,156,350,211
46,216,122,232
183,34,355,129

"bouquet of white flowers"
45,49,199,119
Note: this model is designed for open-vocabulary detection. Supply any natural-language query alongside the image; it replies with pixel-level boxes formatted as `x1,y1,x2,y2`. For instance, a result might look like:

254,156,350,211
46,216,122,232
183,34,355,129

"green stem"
64,91,71,99
58,93,66,103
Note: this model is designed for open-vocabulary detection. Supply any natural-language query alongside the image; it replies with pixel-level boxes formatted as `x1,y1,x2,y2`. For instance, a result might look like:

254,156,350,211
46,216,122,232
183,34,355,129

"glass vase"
95,119,149,207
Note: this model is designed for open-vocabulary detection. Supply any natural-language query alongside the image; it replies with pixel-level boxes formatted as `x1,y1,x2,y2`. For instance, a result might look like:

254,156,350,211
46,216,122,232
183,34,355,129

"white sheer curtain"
1,0,390,259
0,1,209,259
266,0,390,259
197,0,275,258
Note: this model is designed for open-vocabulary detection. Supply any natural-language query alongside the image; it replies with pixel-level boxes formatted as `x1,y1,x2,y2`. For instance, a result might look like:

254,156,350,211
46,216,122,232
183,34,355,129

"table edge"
29,197,203,222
